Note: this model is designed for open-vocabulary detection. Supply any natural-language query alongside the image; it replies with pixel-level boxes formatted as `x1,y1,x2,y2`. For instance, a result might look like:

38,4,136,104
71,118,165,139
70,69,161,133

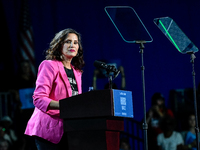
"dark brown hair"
45,28,85,72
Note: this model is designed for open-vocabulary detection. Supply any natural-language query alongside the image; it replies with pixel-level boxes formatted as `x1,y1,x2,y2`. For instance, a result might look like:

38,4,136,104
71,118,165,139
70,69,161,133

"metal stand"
105,65,120,90
189,52,199,150
108,75,113,89
136,41,148,150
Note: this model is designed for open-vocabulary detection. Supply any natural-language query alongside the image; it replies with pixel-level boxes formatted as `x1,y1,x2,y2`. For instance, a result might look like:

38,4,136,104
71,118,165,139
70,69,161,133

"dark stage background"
1,0,200,122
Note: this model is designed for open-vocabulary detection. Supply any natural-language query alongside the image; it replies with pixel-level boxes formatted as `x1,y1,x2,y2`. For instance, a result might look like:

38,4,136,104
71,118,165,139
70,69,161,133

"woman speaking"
25,28,85,150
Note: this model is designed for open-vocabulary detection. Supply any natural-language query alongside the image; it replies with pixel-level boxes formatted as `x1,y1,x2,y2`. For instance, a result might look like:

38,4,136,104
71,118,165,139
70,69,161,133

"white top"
157,131,184,150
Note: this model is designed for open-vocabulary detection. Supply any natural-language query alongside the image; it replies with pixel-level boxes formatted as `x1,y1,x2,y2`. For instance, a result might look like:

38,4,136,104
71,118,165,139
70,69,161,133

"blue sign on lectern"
113,89,134,118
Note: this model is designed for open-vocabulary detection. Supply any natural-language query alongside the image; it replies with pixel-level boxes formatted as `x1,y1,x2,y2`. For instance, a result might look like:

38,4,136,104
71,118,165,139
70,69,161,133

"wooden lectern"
59,89,133,150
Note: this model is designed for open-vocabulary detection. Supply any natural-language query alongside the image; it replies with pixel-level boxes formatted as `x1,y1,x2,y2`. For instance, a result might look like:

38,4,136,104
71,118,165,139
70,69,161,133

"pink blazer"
24,60,82,144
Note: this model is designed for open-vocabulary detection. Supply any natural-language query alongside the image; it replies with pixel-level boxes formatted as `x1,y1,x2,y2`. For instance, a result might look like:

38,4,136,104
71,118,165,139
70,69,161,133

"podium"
60,89,133,150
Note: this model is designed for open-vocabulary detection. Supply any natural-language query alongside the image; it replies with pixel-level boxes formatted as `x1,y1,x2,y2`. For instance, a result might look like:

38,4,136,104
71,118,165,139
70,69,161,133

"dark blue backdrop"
2,0,200,121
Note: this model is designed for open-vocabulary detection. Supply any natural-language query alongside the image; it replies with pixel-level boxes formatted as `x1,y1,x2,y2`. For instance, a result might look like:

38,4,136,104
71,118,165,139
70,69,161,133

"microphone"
93,60,120,79
93,60,108,70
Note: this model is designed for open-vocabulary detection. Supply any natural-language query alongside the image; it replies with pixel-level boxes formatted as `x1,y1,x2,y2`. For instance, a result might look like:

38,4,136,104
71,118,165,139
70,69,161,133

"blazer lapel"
56,61,72,97
72,66,82,94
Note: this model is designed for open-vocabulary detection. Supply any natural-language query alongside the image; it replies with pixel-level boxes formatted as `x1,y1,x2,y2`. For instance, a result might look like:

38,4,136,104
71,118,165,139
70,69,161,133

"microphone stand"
106,65,120,90
108,75,113,89
136,41,148,150
188,52,199,150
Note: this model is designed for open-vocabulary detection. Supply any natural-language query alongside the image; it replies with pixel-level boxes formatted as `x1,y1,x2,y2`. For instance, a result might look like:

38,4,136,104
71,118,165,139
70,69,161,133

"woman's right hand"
48,100,60,110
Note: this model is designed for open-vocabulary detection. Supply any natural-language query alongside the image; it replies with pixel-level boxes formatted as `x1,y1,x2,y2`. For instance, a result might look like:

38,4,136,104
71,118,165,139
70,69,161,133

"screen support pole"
136,40,148,150
188,52,199,150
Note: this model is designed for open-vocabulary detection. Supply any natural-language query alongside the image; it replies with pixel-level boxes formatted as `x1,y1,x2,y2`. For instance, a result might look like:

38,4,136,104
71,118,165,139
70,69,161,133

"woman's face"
61,33,79,59
21,62,31,74
188,115,195,127
157,98,164,107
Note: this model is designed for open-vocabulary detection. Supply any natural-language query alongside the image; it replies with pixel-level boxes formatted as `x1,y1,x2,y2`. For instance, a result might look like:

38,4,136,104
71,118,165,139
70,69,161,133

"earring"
60,55,63,60
76,53,79,57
